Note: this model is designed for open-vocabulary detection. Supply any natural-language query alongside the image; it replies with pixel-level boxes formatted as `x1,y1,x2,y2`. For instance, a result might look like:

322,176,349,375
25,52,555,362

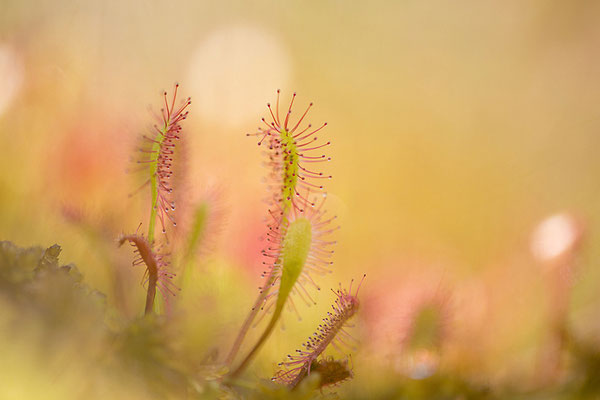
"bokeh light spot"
0,44,24,117
187,25,292,128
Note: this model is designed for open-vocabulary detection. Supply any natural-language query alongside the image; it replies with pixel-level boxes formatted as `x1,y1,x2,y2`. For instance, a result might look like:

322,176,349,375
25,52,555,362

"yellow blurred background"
1,0,600,398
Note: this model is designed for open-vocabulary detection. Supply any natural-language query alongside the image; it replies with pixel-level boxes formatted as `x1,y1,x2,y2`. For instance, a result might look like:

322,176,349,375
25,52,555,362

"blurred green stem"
225,272,275,366
228,298,282,379
147,138,162,244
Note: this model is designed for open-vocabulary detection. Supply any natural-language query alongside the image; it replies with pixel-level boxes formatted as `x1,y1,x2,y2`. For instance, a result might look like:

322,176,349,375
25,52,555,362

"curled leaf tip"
119,233,179,315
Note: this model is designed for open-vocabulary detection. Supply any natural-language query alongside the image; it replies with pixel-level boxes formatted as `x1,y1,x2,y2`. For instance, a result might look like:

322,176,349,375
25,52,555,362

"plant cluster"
117,86,364,395
3,86,600,400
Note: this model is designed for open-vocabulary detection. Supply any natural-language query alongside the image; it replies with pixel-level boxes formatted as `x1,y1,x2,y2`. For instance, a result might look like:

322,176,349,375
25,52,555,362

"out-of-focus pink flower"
362,264,454,378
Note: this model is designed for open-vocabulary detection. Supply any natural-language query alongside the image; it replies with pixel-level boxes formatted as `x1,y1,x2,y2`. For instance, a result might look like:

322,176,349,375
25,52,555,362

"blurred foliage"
1,240,600,398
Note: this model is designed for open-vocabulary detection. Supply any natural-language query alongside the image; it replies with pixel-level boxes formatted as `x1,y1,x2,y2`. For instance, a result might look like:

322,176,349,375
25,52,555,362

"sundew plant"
2,85,600,400
120,88,361,393
6,2,600,399
0,86,365,399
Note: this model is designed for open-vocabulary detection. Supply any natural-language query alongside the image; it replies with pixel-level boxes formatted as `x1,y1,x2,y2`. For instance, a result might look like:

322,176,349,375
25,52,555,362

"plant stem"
144,138,162,314
119,235,160,316
225,272,275,366
229,304,282,379
147,138,162,244
144,272,158,315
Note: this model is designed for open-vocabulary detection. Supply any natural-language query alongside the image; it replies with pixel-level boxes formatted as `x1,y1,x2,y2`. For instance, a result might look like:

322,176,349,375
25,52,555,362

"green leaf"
276,217,312,314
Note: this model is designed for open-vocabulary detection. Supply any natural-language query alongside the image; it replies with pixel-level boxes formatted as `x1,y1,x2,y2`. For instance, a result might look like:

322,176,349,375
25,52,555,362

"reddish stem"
119,234,159,315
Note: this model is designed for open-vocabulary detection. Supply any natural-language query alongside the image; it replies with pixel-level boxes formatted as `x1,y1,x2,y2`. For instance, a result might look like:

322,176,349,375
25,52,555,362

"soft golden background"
1,0,600,397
